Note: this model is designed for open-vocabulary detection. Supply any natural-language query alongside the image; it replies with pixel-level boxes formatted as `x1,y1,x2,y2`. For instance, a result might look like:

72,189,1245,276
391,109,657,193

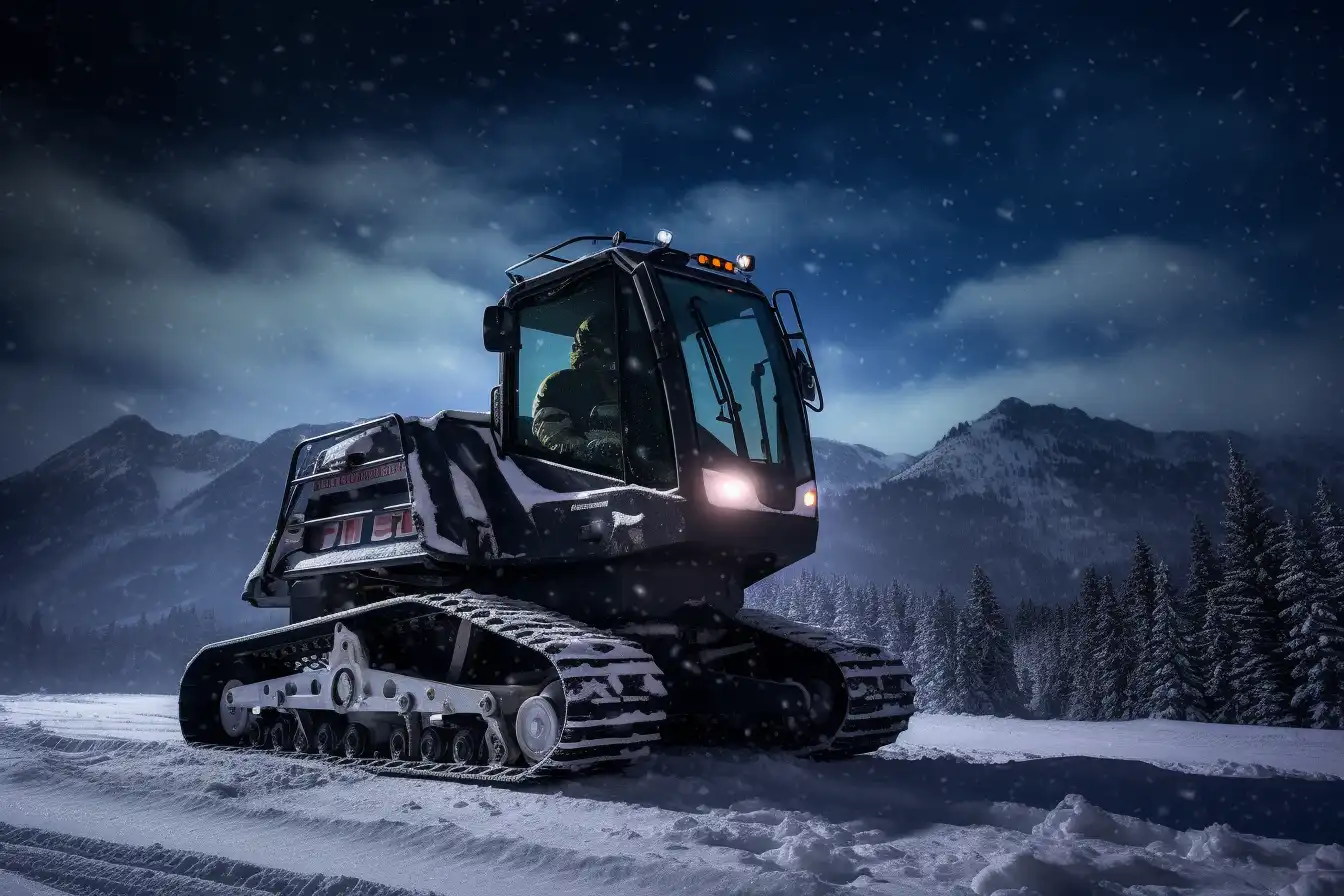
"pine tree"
1097,575,1130,720
1315,481,1344,727
1281,504,1344,729
1186,516,1221,720
782,571,809,622
1011,599,1039,706
1049,605,1076,718
1217,445,1293,726
850,582,885,646
962,565,1024,717
1146,561,1204,720
952,601,986,714
831,575,860,638
812,573,839,630
1122,534,1157,718
913,588,959,712
902,588,931,676
1067,567,1105,721
884,582,914,659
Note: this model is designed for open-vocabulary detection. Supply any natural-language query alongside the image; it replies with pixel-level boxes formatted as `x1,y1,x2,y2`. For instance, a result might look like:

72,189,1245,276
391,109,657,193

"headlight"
703,468,760,510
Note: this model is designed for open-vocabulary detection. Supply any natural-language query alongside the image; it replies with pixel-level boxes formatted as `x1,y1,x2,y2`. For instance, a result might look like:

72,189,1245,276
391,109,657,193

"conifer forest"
5,446,1342,731
748,446,1344,730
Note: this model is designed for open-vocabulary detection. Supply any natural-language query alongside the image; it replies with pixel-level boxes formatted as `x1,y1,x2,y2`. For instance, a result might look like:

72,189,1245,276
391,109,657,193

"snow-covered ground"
1,695,1342,896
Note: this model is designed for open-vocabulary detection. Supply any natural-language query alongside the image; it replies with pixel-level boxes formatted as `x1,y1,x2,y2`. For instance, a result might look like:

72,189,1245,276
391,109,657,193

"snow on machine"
178,231,915,782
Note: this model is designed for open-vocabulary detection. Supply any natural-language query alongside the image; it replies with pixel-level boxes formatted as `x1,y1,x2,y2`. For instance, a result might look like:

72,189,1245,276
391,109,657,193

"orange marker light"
803,488,817,508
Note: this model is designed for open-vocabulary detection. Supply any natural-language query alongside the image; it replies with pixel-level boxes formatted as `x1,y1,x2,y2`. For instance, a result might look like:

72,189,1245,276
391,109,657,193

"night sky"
1,0,1340,478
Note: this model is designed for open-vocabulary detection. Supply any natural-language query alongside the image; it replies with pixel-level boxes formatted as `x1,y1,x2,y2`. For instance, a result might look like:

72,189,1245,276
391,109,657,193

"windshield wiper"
688,296,750,459
749,360,773,464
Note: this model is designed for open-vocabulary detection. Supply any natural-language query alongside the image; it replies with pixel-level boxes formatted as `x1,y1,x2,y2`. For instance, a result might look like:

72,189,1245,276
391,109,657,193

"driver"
532,311,622,468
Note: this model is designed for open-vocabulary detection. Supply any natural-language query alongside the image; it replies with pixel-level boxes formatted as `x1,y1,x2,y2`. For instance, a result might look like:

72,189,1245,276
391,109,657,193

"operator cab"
483,231,824,544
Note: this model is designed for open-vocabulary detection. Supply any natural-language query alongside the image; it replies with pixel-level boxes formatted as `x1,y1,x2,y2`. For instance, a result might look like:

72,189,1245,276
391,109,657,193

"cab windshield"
659,272,813,485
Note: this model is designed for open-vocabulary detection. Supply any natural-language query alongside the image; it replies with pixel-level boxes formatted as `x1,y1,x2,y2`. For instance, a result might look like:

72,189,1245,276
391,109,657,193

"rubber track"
180,591,669,784
734,608,917,758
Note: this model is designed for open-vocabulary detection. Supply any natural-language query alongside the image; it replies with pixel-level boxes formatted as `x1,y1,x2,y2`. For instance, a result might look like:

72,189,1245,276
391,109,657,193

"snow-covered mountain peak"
821,397,1344,599
0,418,258,611
811,437,917,494
899,402,1075,519
27,414,253,484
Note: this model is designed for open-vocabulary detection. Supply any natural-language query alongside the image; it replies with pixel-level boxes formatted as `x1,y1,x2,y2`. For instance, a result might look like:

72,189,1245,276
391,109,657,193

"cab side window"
513,271,624,479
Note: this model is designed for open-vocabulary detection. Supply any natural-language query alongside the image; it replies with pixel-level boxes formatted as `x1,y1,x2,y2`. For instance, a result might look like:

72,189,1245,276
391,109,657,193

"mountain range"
2,399,1341,630
811,397,1344,600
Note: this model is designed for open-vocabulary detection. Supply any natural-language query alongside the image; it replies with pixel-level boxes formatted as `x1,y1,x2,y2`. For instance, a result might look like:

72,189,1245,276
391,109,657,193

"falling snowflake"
694,75,716,93
731,126,753,142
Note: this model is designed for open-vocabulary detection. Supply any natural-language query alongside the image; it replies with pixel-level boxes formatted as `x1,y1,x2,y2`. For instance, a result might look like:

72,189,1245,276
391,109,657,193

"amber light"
803,488,817,508
694,253,736,273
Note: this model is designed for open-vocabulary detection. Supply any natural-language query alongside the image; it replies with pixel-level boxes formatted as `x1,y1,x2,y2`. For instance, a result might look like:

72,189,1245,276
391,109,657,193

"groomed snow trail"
0,823,434,896
2,695,1343,896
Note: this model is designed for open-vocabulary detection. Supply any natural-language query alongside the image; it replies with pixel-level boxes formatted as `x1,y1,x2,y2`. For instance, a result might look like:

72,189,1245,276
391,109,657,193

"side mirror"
482,306,520,353
795,346,818,403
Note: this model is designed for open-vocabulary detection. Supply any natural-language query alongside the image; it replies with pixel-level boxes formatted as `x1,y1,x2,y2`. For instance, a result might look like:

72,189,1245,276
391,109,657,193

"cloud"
930,237,1252,345
0,129,945,476
639,180,945,277
0,145,539,475
813,236,1344,455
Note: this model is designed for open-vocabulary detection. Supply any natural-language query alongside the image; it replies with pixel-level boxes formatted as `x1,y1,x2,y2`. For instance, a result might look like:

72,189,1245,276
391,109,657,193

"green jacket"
532,367,619,460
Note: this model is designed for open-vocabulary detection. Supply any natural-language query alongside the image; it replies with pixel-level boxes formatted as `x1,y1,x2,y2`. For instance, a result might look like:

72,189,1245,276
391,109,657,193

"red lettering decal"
319,522,340,551
339,518,364,547
370,513,393,542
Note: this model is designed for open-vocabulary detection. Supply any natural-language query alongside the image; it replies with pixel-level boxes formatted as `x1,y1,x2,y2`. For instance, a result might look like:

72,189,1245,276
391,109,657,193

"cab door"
503,264,680,558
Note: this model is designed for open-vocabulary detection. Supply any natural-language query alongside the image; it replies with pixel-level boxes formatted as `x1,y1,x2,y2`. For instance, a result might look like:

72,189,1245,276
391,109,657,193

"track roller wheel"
514,693,562,764
218,679,250,739
292,721,315,754
314,720,342,756
246,718,266,749
267,720,292,751
449,726,481,764
418,727,446,763
342,722,371,758
388,727,410,760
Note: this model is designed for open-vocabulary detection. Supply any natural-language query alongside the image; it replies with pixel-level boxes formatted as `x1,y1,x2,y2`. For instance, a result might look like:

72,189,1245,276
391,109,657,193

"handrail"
771,290,825,413
290,453,408,487
257,414,410,594
504,233,662,284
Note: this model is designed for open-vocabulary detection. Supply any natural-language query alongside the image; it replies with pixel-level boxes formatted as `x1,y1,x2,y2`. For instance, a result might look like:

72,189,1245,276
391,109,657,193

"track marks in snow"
4,702,1344,895
0,725,839,896
0,823,435,896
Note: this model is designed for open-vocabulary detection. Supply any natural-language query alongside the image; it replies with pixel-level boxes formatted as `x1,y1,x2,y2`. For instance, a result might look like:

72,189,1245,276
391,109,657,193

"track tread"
180,591,667,784
734,607,916,758
179,595,913,784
